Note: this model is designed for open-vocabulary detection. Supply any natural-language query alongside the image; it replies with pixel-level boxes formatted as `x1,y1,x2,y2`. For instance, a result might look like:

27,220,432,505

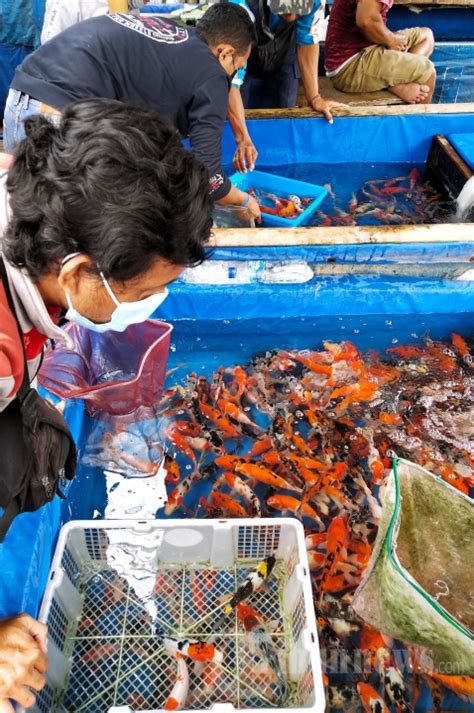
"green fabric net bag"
353,458,474,674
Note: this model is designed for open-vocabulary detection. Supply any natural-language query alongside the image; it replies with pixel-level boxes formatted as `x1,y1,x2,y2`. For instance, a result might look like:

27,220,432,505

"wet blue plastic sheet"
221,113,474,169
449,132,474,170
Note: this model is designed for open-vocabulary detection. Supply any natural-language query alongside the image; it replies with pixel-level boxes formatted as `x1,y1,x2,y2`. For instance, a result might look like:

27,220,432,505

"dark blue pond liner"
431,43,474,104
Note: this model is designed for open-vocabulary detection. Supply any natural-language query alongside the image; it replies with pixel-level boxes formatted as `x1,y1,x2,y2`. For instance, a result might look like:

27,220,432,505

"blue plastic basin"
229,170,328,227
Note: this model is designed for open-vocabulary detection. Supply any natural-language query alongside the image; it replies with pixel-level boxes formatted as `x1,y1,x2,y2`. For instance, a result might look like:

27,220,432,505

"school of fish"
314,169,457,227
83,332,474,711
151,332,473,712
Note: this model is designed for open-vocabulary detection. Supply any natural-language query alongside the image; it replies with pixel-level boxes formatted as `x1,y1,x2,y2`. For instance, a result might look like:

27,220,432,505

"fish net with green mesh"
353,458,474,674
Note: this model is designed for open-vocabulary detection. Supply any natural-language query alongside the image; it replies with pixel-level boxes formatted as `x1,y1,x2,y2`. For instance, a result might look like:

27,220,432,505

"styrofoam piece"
24,519,325,713
229,170,328,227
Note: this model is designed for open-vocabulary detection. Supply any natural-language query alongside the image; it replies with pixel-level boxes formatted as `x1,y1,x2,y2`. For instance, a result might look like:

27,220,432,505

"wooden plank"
317,77,402,107
210,223,474,247
245,102,474,119
309,262,474,278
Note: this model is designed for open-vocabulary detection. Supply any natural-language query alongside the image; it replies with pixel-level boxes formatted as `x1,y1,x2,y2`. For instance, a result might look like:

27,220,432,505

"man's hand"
311,96,347,123
246,194,262,224
0,614,48,709
233,139,258,173
386,32,408,52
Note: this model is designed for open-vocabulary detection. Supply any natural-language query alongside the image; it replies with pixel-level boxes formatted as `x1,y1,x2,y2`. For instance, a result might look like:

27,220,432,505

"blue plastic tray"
229,170,328,227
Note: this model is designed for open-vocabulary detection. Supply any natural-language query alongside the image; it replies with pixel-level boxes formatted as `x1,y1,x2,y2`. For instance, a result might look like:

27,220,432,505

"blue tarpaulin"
0,114,472,713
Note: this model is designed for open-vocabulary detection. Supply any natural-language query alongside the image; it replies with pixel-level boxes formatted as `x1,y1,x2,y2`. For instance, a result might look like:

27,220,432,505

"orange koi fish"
267,494,323,527
222,472,261,515
378,412,403,426
163,453,181,483
199,402,242,438
214,454,249,469
437,464,470,495
329,380,378,413
357,681,390,713
236,462,302,494
217,398,263,432
307,550,325,571
210,490,250,518
451,332,471,361
165,473,197,516
164,638,223,664
164,423,197,463
282,351,333,376
425,672,474,702
319,516,349,593
250,435,274,456
284,452,328,473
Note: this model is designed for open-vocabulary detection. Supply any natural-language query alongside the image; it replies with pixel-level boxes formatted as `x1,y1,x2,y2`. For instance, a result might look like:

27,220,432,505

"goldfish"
164,654,189,710
236,602,288,703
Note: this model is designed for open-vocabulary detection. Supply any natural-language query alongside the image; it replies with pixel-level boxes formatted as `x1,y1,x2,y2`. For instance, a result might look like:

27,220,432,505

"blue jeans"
3,89,46,151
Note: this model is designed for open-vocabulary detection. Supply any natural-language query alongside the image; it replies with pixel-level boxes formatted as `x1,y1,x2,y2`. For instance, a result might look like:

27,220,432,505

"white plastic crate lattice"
26,520,324,713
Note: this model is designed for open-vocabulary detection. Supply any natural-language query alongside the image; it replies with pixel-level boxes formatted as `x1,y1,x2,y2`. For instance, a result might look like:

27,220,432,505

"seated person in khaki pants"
324,0,436,104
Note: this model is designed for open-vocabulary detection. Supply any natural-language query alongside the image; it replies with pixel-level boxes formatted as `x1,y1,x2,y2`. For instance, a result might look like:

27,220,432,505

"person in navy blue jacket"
4,5,262,221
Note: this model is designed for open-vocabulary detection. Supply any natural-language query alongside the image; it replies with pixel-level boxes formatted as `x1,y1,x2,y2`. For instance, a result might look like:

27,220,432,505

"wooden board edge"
210,224,474,246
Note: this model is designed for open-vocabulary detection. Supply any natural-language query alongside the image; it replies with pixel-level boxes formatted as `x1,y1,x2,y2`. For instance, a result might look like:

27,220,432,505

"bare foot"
389,82,430,104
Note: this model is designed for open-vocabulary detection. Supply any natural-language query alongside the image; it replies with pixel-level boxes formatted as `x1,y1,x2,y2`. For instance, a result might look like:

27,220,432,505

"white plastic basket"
28,519,324,713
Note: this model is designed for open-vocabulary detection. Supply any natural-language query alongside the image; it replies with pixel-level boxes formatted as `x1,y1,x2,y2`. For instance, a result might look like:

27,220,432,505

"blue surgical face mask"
62,254,168,332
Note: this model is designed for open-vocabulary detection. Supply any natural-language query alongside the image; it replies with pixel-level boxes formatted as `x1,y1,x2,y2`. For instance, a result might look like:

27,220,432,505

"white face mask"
62,255,169,332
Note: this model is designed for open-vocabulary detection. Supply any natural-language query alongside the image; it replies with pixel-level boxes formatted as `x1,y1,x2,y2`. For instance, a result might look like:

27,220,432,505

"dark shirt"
325,0,391,73
12,14,231,199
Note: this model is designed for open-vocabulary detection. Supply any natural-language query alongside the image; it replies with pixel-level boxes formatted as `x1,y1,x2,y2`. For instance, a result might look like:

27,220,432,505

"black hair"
4,99,213,282
197,3,256,55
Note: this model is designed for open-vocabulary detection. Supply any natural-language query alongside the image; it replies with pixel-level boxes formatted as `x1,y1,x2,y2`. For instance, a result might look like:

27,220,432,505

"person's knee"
421,27,435,54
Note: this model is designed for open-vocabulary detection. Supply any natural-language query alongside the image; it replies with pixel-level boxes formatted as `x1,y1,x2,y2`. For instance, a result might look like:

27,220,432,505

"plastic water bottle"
181,260,263,285
256,261,314,284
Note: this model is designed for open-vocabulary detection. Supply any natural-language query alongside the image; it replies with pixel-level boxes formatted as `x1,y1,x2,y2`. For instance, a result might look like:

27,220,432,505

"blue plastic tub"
229,169,328,227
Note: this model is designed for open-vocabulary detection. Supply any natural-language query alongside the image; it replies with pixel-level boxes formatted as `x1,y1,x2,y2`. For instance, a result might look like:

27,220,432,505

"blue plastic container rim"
229,169,328,227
